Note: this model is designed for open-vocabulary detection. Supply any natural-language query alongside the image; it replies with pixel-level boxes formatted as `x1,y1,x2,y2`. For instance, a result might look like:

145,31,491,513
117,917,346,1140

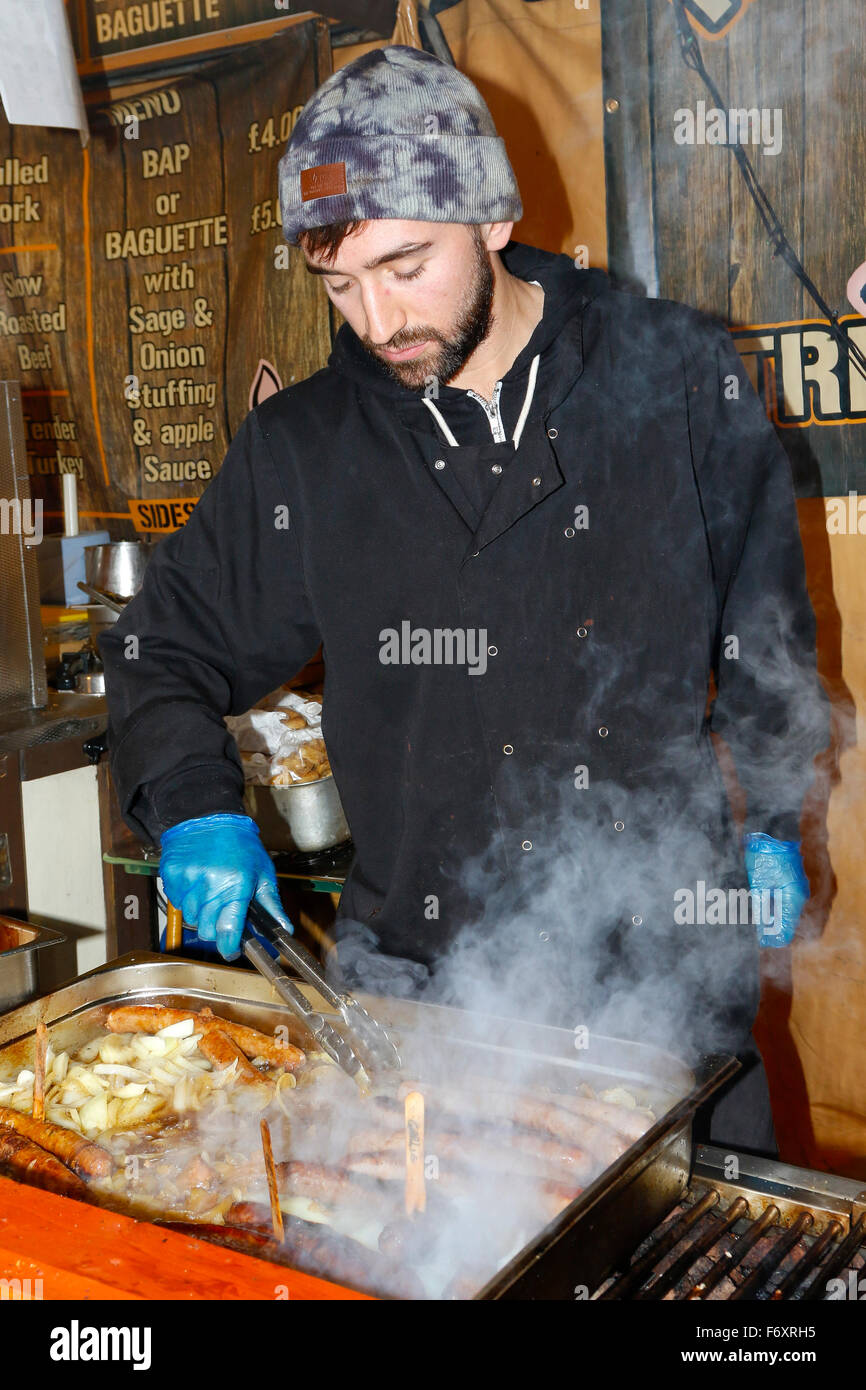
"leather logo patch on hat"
300,161,347,202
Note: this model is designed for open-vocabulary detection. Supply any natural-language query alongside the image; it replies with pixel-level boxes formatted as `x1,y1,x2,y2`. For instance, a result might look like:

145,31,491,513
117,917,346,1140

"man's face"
302,219,505,390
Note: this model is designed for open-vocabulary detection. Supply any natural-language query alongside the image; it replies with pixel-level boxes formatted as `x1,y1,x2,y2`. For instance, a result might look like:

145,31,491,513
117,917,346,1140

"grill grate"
593,1149,866,1302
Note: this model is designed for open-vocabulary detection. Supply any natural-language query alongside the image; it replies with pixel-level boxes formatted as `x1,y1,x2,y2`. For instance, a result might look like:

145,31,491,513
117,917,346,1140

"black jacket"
101,241,828,1043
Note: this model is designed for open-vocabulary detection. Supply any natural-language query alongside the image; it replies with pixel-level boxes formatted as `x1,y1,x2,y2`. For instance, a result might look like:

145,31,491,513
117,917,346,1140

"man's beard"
360,227,495,391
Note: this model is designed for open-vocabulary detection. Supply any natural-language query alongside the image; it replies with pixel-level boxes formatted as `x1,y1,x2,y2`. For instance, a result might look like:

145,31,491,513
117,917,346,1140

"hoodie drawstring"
421,352,541,451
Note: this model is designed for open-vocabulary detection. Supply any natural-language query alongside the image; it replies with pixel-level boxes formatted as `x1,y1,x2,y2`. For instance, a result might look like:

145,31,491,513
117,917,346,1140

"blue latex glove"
159,812,293,961
743,832,809,947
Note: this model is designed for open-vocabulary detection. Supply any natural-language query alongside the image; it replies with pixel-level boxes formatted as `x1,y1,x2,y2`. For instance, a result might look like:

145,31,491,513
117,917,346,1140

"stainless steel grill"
593,1144,866,1301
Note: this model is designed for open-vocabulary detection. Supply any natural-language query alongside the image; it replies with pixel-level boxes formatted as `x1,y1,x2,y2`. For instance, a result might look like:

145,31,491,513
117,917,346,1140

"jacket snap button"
472,551,480,557
539,930,550,942
632,915,643,926
503,744,514,755
531,476,542,487
577,626,588,638
564,527,575,538
434,459,445,470
547,427,558,439
488,645,498,656
614,820,625,832
598,726,608,737
522,839,532,851
491,463,503,475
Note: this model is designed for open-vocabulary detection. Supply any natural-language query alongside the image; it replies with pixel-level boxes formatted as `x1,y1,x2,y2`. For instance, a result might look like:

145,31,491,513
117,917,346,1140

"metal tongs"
243,900,401,1088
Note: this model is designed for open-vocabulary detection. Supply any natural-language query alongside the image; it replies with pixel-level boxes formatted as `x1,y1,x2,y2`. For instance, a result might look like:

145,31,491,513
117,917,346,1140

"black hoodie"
101,241,828,1044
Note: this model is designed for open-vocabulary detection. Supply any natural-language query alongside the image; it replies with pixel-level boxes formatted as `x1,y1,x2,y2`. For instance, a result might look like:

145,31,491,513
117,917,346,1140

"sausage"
345,1151,580,1227
197,1007,305,1070
178,1154,216,1190
346,1124,597,1184
105,1005,305,1069
160,1215,425,1299
452,1077,655,1143
339,1150,406,1182
278,1216,426,1299
389,1075,654,1145
275,1160,396,1218
0,1130,88,1198
0,1105,111,1179
535,1088,654,1143
225,1200,274,1233
196,1029,273,1092
396,1081,627,1168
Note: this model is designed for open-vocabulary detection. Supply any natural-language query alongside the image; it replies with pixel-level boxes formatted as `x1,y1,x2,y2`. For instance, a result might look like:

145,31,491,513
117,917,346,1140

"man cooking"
101,46,828,1154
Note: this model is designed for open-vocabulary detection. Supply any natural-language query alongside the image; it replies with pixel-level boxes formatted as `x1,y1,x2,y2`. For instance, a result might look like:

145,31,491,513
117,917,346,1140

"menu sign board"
70,0,397,64
0,18,332,534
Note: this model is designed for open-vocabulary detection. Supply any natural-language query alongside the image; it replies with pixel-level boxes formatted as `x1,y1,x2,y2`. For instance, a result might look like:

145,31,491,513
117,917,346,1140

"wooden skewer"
165,902,183,952
32,1022,47,1123
404,1089,426,1216
260,1118,284,1243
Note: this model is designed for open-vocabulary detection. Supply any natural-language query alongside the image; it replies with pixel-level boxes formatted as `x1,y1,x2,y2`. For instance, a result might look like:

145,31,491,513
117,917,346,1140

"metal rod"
729,1211,813,1300
800,1213,866,1302
686,1202,781,1299
640,1196,750,1301
771,1219,843,1301
76,580,126,614
598,1189,719,1300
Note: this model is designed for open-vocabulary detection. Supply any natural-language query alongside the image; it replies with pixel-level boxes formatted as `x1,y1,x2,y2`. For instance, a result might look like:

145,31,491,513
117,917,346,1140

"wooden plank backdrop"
0,16,332,536
604,0,866,1176
605,0,866,499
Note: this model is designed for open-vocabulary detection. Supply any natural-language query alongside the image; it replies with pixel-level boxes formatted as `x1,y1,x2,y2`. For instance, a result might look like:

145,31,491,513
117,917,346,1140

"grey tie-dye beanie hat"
278,45,522,245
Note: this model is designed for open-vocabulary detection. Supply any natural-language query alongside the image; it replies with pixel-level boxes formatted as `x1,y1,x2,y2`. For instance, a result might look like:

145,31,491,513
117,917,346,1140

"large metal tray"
0,953,737,1300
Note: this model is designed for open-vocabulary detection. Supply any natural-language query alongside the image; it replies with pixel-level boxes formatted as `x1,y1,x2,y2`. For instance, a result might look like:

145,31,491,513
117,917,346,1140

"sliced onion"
599,1087,638,1109
115,1082,147,1098
51,1051,69,1082
171,1055,209,1075
157,1018,196,1039
92,1063,149,1080
60,1081,89,1101
97,1036,136,1066
148,1064,180,1086
79,1092,109,1132
76,1071,109,1096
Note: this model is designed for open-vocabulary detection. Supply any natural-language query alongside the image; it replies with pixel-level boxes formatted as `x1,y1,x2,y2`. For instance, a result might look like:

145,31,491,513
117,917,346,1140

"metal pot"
84,541,152,601
244,774,351,853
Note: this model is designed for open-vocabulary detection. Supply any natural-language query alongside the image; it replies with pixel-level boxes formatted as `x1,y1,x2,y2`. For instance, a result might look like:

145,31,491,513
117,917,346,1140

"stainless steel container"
74,669,106,695
0,917,66,1014
83,541,152,600
0,954,735,1298
244,775,351,853
84,540,153,643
